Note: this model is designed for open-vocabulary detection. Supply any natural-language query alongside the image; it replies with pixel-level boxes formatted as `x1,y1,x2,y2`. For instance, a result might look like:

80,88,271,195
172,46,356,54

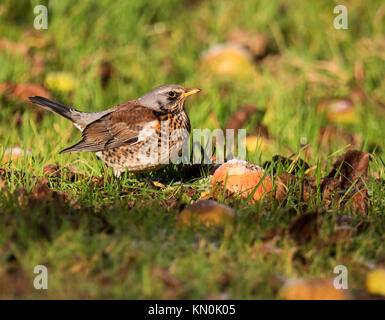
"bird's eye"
168,91,177,98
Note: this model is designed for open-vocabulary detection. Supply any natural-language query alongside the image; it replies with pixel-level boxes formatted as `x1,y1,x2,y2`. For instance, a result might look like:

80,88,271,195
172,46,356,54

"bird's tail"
29,96,81,122
29,96,115,134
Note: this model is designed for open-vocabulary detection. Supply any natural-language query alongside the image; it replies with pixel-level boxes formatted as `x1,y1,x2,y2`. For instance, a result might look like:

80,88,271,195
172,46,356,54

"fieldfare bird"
29,84,200,179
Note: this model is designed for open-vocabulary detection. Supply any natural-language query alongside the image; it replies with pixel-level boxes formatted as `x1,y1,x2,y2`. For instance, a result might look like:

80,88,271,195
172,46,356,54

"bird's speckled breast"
95,110,190,174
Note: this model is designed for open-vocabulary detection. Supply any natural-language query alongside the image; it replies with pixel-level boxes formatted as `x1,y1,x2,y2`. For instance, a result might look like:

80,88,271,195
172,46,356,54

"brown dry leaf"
252,123,270,138
273,170,315,202
0,38,29,56
162,199,179,211
99,60,115,88
0,168,7,179
280,278,350,300
12,83,50,101
274,172,292,201
43,164,84,182
225,105,257,130
328,150,370,190
322,150,370,214
0,83,51,102
227,29,267,58
263,226,286,242
273,172,311,203
0,264,32,298
152,267,182,289
272,150,370,214
288,212,321,245
33,180,69,204
12,179,71,212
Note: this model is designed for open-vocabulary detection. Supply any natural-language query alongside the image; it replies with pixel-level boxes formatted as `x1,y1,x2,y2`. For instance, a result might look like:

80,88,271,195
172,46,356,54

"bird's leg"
136,172,155,189
113,168,122,191
142,176,155,189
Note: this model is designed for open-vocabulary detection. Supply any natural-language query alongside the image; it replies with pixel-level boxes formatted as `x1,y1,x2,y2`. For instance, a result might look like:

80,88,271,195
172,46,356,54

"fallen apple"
199,43,257,80
211,159,273,202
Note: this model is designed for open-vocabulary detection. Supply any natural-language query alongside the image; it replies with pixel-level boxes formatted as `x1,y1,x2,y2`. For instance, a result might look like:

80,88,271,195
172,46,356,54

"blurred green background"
1,0,385,299
1,0,385,167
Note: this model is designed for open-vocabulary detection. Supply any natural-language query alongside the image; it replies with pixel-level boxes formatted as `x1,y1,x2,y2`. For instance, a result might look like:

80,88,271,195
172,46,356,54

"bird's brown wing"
60,102,159,153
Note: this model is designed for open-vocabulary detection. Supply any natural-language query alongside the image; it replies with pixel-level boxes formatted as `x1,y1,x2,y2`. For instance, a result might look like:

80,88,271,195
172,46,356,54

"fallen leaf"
288,212,321,245
99,60,115,88
317,98,358,125
199,43,257,80
225,105,257,131
45,72,76,92
3,147,32,163
43,164,83,182
152,181,166,189
11,179,71,212
0,83,51,102
327,150,369,188
152,267,182,289
322,150,370,214
280,278,350,300
162,198,178,211
271,150,370,214
0,38,29,56
178,199,234,228
263,226,286,241
366,269,385,296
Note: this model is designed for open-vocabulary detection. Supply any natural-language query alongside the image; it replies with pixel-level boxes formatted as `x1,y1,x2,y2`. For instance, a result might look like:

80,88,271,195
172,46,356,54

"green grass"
0,0,385,299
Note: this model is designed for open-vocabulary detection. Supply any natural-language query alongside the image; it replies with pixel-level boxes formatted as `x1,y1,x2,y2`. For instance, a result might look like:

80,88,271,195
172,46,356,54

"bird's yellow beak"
181,88,201,98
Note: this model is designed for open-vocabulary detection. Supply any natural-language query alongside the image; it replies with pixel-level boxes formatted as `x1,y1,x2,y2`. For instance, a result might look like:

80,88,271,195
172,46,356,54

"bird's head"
138,84,201,113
